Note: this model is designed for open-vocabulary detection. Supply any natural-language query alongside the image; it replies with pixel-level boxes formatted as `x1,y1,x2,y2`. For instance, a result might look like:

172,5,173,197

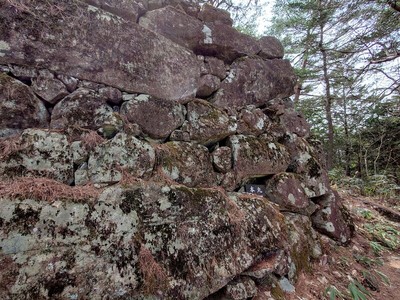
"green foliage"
369,241,384,256
364,223,400,250
324,285,345,300
359,210,374,220
374,270,390,286
354,254,383,268
348,280,370,300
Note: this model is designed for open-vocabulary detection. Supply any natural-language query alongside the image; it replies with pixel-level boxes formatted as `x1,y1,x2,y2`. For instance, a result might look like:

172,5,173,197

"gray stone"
228,135,290,183
183,99,237,145
0,74,49,138
9,65,37,81
155,141,217,187
70,141,88,166
0,129,73,184
0,0,200,101
225,277,257,300
88,133,155,184
212,58,297,110
120,94,186,139
212,146,232,173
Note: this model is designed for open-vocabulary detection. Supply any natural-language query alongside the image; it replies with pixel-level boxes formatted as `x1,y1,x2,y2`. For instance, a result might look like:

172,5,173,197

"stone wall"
0,0,353,299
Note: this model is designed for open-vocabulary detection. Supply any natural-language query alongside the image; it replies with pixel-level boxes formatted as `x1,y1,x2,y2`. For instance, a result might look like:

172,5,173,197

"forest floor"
288,189,400,300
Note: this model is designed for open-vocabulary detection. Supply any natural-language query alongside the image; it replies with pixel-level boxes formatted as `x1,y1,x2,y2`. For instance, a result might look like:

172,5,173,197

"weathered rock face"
0,0,199,101
120,94,186,140
0,183,287,299
0,129,73,184
0,73,49,137
212,58,297,110
155,141,217,187
229,135,290,183
88,133,155,184
183,99,237,145
0,0,354,299
311,191,354,244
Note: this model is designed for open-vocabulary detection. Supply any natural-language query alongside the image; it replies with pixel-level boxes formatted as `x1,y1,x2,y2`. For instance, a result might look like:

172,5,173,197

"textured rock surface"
212,58,297,110
184,99,237,145
258,36,285,59
155,141,217,187
120,94,186,139
0,1,354,298
88,133,155,184
311,191,354,244
265,172,316,215
0,0,199,101
0,129,73,184
229,135,290,183
0,73,49,137
0,183,287,299
50,89,122,134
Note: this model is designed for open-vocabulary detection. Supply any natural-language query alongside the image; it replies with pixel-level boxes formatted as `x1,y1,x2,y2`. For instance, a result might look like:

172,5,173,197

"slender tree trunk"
343,88,351,176
318,0,334,170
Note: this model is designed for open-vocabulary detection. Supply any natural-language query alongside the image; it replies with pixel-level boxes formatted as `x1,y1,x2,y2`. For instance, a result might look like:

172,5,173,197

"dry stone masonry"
0,0,353,299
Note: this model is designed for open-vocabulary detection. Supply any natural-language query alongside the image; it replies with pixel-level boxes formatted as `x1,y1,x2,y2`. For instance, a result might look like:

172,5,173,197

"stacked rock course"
0,1,353,299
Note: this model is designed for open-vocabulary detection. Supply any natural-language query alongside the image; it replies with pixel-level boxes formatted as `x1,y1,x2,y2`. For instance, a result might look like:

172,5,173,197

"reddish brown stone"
212,58,297,110
265,172,316,215
198,4,233,26
204,56,227,79
257,36,284,59
50,89,121,133
196,74,220,98
120,94,185,139
31,76,69,105
280,109,310,138
237,106,270,136
0,0,199,101
212,146,232,173
0,74,49,137
311,191,354,244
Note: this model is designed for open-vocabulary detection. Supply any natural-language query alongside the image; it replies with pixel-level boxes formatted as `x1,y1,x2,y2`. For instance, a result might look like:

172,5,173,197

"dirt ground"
287,190,400,300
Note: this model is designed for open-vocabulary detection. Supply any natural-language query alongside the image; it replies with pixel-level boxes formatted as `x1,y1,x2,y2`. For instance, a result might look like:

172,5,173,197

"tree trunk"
343,88,351,176
318,0,334,170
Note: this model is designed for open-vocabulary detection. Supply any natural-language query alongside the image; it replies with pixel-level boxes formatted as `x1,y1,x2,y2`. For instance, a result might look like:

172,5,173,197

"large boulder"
311,191,354,244
31,72,69,105
257,36,284,59
0,74,49,137
139,6,260,63
155,141,217,187
81,0,147,22
183,99,237,145
0,0,200,101
50,89,123,135
212,58,297,110
0,129,73,184
0,183,288,299
120,94,186,140
265,172,317,215
88,133,155,184
228,135,290,183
